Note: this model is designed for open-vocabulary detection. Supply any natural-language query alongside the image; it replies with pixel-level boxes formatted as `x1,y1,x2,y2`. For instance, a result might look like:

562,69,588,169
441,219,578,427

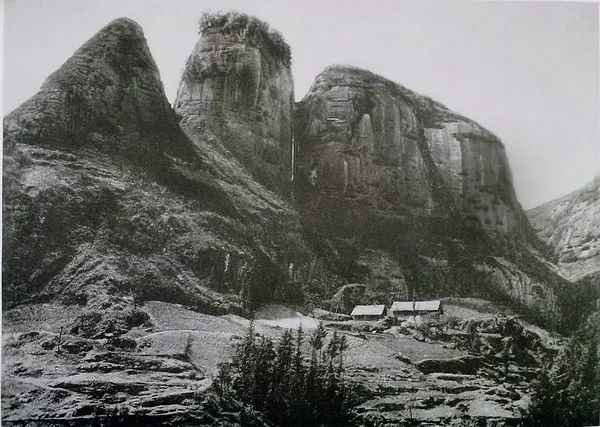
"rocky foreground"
2,299,563,426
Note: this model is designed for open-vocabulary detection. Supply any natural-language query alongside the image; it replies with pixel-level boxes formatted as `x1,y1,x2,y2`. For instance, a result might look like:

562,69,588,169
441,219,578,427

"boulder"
416,356,482,375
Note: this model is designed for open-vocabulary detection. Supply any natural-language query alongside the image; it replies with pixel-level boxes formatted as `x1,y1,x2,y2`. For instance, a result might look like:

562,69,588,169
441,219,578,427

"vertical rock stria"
296,65,526,232
174,13,294,194
295,65,563,319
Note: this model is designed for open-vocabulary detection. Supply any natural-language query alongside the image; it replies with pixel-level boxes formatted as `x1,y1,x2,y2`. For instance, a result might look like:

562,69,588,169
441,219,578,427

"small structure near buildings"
351,304,387,321
391,300,443,321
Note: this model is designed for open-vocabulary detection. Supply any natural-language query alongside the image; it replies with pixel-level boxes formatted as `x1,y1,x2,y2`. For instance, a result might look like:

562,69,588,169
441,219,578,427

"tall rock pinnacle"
4,17,195,165
174,12,294,194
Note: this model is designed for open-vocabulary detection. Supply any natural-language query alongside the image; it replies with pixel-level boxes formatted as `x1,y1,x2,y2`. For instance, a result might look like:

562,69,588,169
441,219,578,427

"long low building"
391,300,443,319
351,304,387,321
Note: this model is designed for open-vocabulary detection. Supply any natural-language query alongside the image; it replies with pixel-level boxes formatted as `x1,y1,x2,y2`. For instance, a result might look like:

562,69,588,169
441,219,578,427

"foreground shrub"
214,322,357,425
524,320,600,426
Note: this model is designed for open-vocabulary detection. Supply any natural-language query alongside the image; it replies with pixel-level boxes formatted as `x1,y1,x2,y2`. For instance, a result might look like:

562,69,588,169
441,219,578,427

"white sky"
2,0,599,209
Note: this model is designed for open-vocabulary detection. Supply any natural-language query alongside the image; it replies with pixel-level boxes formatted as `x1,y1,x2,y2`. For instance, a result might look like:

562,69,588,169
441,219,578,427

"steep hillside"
295,65,567,324
4,18,195,168
296,66,527,232
2,17,308,333
528,174,600,281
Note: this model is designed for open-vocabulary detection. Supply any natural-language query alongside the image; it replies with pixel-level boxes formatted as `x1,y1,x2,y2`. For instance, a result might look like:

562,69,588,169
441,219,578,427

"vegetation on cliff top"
198,11,291,65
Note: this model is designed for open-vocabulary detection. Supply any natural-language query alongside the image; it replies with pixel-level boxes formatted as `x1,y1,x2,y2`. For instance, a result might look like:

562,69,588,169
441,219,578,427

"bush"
524,321,600,426
197,12,291,66
213,322,357,425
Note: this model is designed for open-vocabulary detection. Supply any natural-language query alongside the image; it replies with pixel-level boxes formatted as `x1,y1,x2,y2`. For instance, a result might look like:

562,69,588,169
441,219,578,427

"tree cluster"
214,322,355,426
525,320,600,426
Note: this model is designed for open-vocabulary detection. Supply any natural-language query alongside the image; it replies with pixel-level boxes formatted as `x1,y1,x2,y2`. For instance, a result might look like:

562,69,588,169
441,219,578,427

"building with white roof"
350,304,387,321
390,300,443,320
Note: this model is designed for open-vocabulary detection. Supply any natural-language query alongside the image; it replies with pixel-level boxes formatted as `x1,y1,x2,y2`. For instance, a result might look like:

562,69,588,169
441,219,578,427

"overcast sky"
3,0,599,209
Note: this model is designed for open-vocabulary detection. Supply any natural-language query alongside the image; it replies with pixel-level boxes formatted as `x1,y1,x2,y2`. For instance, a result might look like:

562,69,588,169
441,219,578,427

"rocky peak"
174,12,294,194
3,17,195,165
294,65,565,321
296,64,526,234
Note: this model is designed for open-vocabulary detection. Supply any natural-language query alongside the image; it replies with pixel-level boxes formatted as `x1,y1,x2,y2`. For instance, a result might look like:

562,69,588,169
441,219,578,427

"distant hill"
528,174,600,282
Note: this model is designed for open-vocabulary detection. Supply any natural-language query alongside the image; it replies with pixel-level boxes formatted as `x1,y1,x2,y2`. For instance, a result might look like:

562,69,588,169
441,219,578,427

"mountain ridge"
2,13,594,425
3,13,576,332
527,173,600,282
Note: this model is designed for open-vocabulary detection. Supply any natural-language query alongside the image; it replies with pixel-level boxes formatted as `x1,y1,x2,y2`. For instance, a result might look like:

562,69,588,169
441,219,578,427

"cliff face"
3,13,587,425
296,66,525,232
3,15,572,329
174,13,294,194
2,18,304,325
295,65,562,320
528,174,600,281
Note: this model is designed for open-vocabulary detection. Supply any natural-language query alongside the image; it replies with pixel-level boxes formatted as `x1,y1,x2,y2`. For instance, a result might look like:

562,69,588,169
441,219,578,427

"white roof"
351,304,386,316
391,300,441,312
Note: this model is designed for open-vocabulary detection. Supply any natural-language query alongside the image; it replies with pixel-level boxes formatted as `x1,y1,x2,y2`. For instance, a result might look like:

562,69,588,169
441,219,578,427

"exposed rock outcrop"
3,14,573,332
2,12,588,426
4,18,194,168
295,65,565,321
174,12,294,194
528,174,600,281
295,65,526,232
2,17,302,318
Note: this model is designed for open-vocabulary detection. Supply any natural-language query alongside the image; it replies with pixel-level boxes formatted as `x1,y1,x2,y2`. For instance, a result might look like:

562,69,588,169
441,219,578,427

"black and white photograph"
2,0,599,425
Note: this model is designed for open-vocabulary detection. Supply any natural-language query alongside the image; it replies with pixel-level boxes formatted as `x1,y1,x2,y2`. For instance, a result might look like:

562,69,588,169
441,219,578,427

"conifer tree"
223,323,355,426
526,321,600,426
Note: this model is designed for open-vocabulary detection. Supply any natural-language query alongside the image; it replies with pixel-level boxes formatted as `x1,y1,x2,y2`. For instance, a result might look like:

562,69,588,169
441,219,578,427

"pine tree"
338,333,349,374
270,329,294,423
526,321,600,426
224,323,354,426
251,336,275,412
289,324,306,422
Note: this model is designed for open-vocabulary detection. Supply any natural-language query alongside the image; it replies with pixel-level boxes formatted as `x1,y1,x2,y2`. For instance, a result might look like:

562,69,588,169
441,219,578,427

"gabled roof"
351,304,386,316
391,300,441,312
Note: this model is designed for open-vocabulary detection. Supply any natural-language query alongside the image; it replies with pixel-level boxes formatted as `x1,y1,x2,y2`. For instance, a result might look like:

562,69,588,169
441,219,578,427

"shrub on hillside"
198,12,291,66
524,320,600,426
213,322,358,425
